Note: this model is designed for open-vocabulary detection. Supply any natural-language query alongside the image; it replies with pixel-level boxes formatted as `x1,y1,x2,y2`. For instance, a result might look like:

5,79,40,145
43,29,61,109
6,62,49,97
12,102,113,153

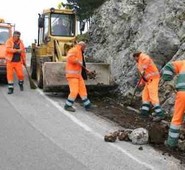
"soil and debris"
86,93,185,165
21,75,185,165
32,84,185,165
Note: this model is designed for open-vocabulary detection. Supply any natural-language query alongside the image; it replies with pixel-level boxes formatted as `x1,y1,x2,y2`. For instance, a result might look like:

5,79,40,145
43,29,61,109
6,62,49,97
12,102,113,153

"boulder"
128,128,149,145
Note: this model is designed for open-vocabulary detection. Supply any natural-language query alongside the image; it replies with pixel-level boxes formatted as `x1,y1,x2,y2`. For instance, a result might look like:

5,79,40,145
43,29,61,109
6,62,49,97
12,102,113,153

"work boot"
164,125,180,149
139,102,150,118
19,84,24,91
139,111,149,118
8,88,14,94
152,105,165,122
7,83,14,94
18,80,24,91
64,105,76,112
82,98,93,111
85,104,97,111
164,138,178,150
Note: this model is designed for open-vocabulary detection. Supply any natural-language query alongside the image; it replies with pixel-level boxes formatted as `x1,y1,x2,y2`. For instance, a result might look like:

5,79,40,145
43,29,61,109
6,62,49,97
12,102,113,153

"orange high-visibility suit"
136,52,163,117
162,60,185,147
64,44,91,110
5,37,26,91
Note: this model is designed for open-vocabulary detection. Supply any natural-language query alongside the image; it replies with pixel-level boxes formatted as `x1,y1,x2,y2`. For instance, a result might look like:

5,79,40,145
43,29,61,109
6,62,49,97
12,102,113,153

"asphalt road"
0,85,88,170
0,58,184,170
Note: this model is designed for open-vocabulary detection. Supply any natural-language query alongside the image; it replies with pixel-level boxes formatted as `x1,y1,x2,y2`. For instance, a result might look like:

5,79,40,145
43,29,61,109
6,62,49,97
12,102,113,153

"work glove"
138,79,145,87
13,49,22,53
87,70,97,79
136,79,145,91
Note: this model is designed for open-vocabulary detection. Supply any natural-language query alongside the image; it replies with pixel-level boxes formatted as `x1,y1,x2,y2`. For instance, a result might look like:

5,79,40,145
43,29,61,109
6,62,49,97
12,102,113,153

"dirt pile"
89,95,185,165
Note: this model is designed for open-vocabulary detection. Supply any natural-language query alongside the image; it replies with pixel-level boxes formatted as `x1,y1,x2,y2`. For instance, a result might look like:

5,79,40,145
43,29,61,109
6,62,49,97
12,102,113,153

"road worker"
132,51,164,121
5,31,26,94
161,60,185,148
64,41,94,112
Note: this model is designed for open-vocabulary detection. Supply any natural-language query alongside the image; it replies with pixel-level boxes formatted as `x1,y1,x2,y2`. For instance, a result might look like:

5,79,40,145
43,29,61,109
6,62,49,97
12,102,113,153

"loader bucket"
42,62,112,92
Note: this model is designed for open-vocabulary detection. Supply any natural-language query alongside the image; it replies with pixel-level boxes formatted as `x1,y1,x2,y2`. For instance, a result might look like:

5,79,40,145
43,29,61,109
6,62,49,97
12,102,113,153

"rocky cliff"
86,0,185,113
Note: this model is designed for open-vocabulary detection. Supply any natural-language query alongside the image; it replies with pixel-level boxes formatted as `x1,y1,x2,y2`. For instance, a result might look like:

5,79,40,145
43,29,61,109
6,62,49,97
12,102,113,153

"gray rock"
128,128,149,145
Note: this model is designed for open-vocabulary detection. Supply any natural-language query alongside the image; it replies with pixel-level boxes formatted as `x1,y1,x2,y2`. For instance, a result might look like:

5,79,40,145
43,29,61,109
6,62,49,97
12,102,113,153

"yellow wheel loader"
31,7,112,92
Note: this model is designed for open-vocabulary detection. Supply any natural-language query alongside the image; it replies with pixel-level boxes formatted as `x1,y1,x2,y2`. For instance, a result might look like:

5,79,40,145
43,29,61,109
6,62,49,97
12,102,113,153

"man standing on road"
132,51,164,121
64,41,94,112
5,31,26,94
161,60,185,148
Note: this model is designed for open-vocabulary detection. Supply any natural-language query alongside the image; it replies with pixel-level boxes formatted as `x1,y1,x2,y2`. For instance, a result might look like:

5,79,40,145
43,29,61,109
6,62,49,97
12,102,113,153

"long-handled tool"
24,65,37,89
129,70,149,105
129,78,142,106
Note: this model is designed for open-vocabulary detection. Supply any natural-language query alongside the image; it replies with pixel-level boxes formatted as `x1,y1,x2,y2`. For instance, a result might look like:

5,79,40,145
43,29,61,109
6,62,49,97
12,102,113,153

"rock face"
86,0,185,113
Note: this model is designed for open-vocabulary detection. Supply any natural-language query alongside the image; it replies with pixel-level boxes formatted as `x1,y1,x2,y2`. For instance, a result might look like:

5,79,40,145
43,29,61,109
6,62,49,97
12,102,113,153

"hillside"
86,0,185,111
84,0,185,165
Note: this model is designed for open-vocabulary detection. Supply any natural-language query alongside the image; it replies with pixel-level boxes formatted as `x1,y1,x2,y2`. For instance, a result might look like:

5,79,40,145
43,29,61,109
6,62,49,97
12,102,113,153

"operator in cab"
52,18,68,36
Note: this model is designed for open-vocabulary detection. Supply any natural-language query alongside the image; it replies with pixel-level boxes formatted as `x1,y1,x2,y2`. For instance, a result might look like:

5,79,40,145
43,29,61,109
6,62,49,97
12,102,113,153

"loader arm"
54,40,62,61
54,39,71,62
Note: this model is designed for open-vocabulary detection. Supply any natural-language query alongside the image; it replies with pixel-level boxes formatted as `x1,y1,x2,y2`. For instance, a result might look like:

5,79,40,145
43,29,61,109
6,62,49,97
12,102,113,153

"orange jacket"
172,60,185,91
5,37,26,62
172,60,185,74
137,53,160,81
65,44,83,78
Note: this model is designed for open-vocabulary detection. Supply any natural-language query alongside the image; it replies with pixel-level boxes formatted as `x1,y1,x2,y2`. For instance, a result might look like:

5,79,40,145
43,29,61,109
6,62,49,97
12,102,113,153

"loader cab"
51,13,75,37
37,8,76,46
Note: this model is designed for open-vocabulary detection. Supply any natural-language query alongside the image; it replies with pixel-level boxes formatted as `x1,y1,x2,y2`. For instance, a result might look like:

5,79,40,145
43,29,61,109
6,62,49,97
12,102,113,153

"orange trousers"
67,76,87,100
142,78,160,105
6,62,24,83
171,91,185,126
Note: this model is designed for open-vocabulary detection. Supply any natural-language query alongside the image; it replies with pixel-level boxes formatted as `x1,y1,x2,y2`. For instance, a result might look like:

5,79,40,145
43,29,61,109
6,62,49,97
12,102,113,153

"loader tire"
36,64,43,89
30,54,37,79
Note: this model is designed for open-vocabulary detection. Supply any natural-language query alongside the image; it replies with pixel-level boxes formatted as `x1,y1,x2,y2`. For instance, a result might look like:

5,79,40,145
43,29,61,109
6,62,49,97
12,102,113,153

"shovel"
24,65,37,89
129,78,142,106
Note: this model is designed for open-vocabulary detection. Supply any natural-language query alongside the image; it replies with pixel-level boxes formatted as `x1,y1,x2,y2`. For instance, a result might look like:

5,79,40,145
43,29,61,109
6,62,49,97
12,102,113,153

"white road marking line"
38,89,155,170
